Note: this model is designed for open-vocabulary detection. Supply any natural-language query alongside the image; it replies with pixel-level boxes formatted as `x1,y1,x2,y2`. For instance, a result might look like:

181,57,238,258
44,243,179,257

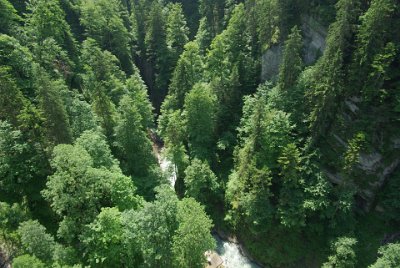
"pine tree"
351,0,398,101
166,3,189,73
278,26,303,92
307,0,361,137
184,83,217,161
169,41,203,109
35,68,72,145
80,0,133,74
145,1,169,110
114,95,158,198
25,0,77,60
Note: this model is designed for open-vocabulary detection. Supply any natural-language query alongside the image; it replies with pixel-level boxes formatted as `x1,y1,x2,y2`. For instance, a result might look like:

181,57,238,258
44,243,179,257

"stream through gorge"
157,148,262,268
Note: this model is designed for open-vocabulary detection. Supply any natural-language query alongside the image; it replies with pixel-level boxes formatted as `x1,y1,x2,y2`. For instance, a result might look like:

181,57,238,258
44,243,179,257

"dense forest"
1,0,400,267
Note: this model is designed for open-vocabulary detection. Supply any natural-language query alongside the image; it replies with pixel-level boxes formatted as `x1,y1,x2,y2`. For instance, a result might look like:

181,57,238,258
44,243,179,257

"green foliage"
115,95,158,198
277,143,305,228
34,68,72,145
278,26,303,92
172,198,216,268
379,172,400,221
61,90,97,140
12,254,45,268
158,107,189,181
0,121,34,197
307,0,361,137
145,1,169,108
168,41,204,109
125,72,154,129
351,0,397,101
184,158,219,211
0,0,21,35
81,207,125,267
0,67,27,126
31,38,74,82
75,130,119,170
206,3,258,138
343,132,365,176
1,0,400,267
80,0,132,74
18,220,55,262
25,0,76,57
166,3,189,71
123,186,179,267
322,237,358,268
0,34,36,95
184,83,217,160
369,243,400,268
42,142,139,243
81,38,125,104
199,0,225,38
80,38,125,140
0,202,28,259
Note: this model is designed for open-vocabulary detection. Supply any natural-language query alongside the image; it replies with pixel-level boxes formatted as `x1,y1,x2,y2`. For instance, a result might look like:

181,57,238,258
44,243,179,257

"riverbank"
213,230,265,268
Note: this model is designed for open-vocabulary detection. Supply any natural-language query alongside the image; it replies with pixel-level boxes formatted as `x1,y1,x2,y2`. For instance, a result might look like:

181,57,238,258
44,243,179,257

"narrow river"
214,234,262,268
156,148,262,268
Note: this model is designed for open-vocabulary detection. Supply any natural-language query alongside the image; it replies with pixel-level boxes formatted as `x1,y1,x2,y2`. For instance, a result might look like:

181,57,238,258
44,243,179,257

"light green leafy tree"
18,220,55,262
172,198,216,268
12,254,45,268
322,237,357,268
369,243,400,268
81,207,126,267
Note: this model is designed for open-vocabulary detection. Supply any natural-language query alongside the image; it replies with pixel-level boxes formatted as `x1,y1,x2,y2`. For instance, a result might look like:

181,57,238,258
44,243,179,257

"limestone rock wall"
261,15,327,81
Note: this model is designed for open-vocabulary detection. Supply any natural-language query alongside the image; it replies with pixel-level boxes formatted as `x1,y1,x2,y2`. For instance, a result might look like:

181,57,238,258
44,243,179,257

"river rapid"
157,147,261,268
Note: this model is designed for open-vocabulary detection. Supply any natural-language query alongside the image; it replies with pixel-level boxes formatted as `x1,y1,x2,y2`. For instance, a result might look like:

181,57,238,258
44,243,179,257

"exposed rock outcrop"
261,15,327,81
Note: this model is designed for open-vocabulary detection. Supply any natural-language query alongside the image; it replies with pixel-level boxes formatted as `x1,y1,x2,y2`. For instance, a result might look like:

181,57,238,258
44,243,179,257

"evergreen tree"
168,41,204,109
278,26,303,92
277,143,305,228
145,1,169,110
199,0,225,38
184,83,217,161
114,95,158,198
184,158,219,214
0,0,21,35
307,0,361,137
25,0,77,59
206,3,258,139
0,67,27,126
166,3,189,73
125,71,154,129
0,34,36,97
34,69,72,145
80,0,133,74
351,0,398,101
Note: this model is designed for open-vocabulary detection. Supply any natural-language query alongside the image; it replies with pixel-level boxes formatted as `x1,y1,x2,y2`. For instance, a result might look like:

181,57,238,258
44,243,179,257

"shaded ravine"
152,138,262,268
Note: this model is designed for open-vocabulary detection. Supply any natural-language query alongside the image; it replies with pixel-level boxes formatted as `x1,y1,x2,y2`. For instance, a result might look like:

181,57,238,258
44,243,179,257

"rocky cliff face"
323,96,400,211
261,15,327,81
261,16,400,212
